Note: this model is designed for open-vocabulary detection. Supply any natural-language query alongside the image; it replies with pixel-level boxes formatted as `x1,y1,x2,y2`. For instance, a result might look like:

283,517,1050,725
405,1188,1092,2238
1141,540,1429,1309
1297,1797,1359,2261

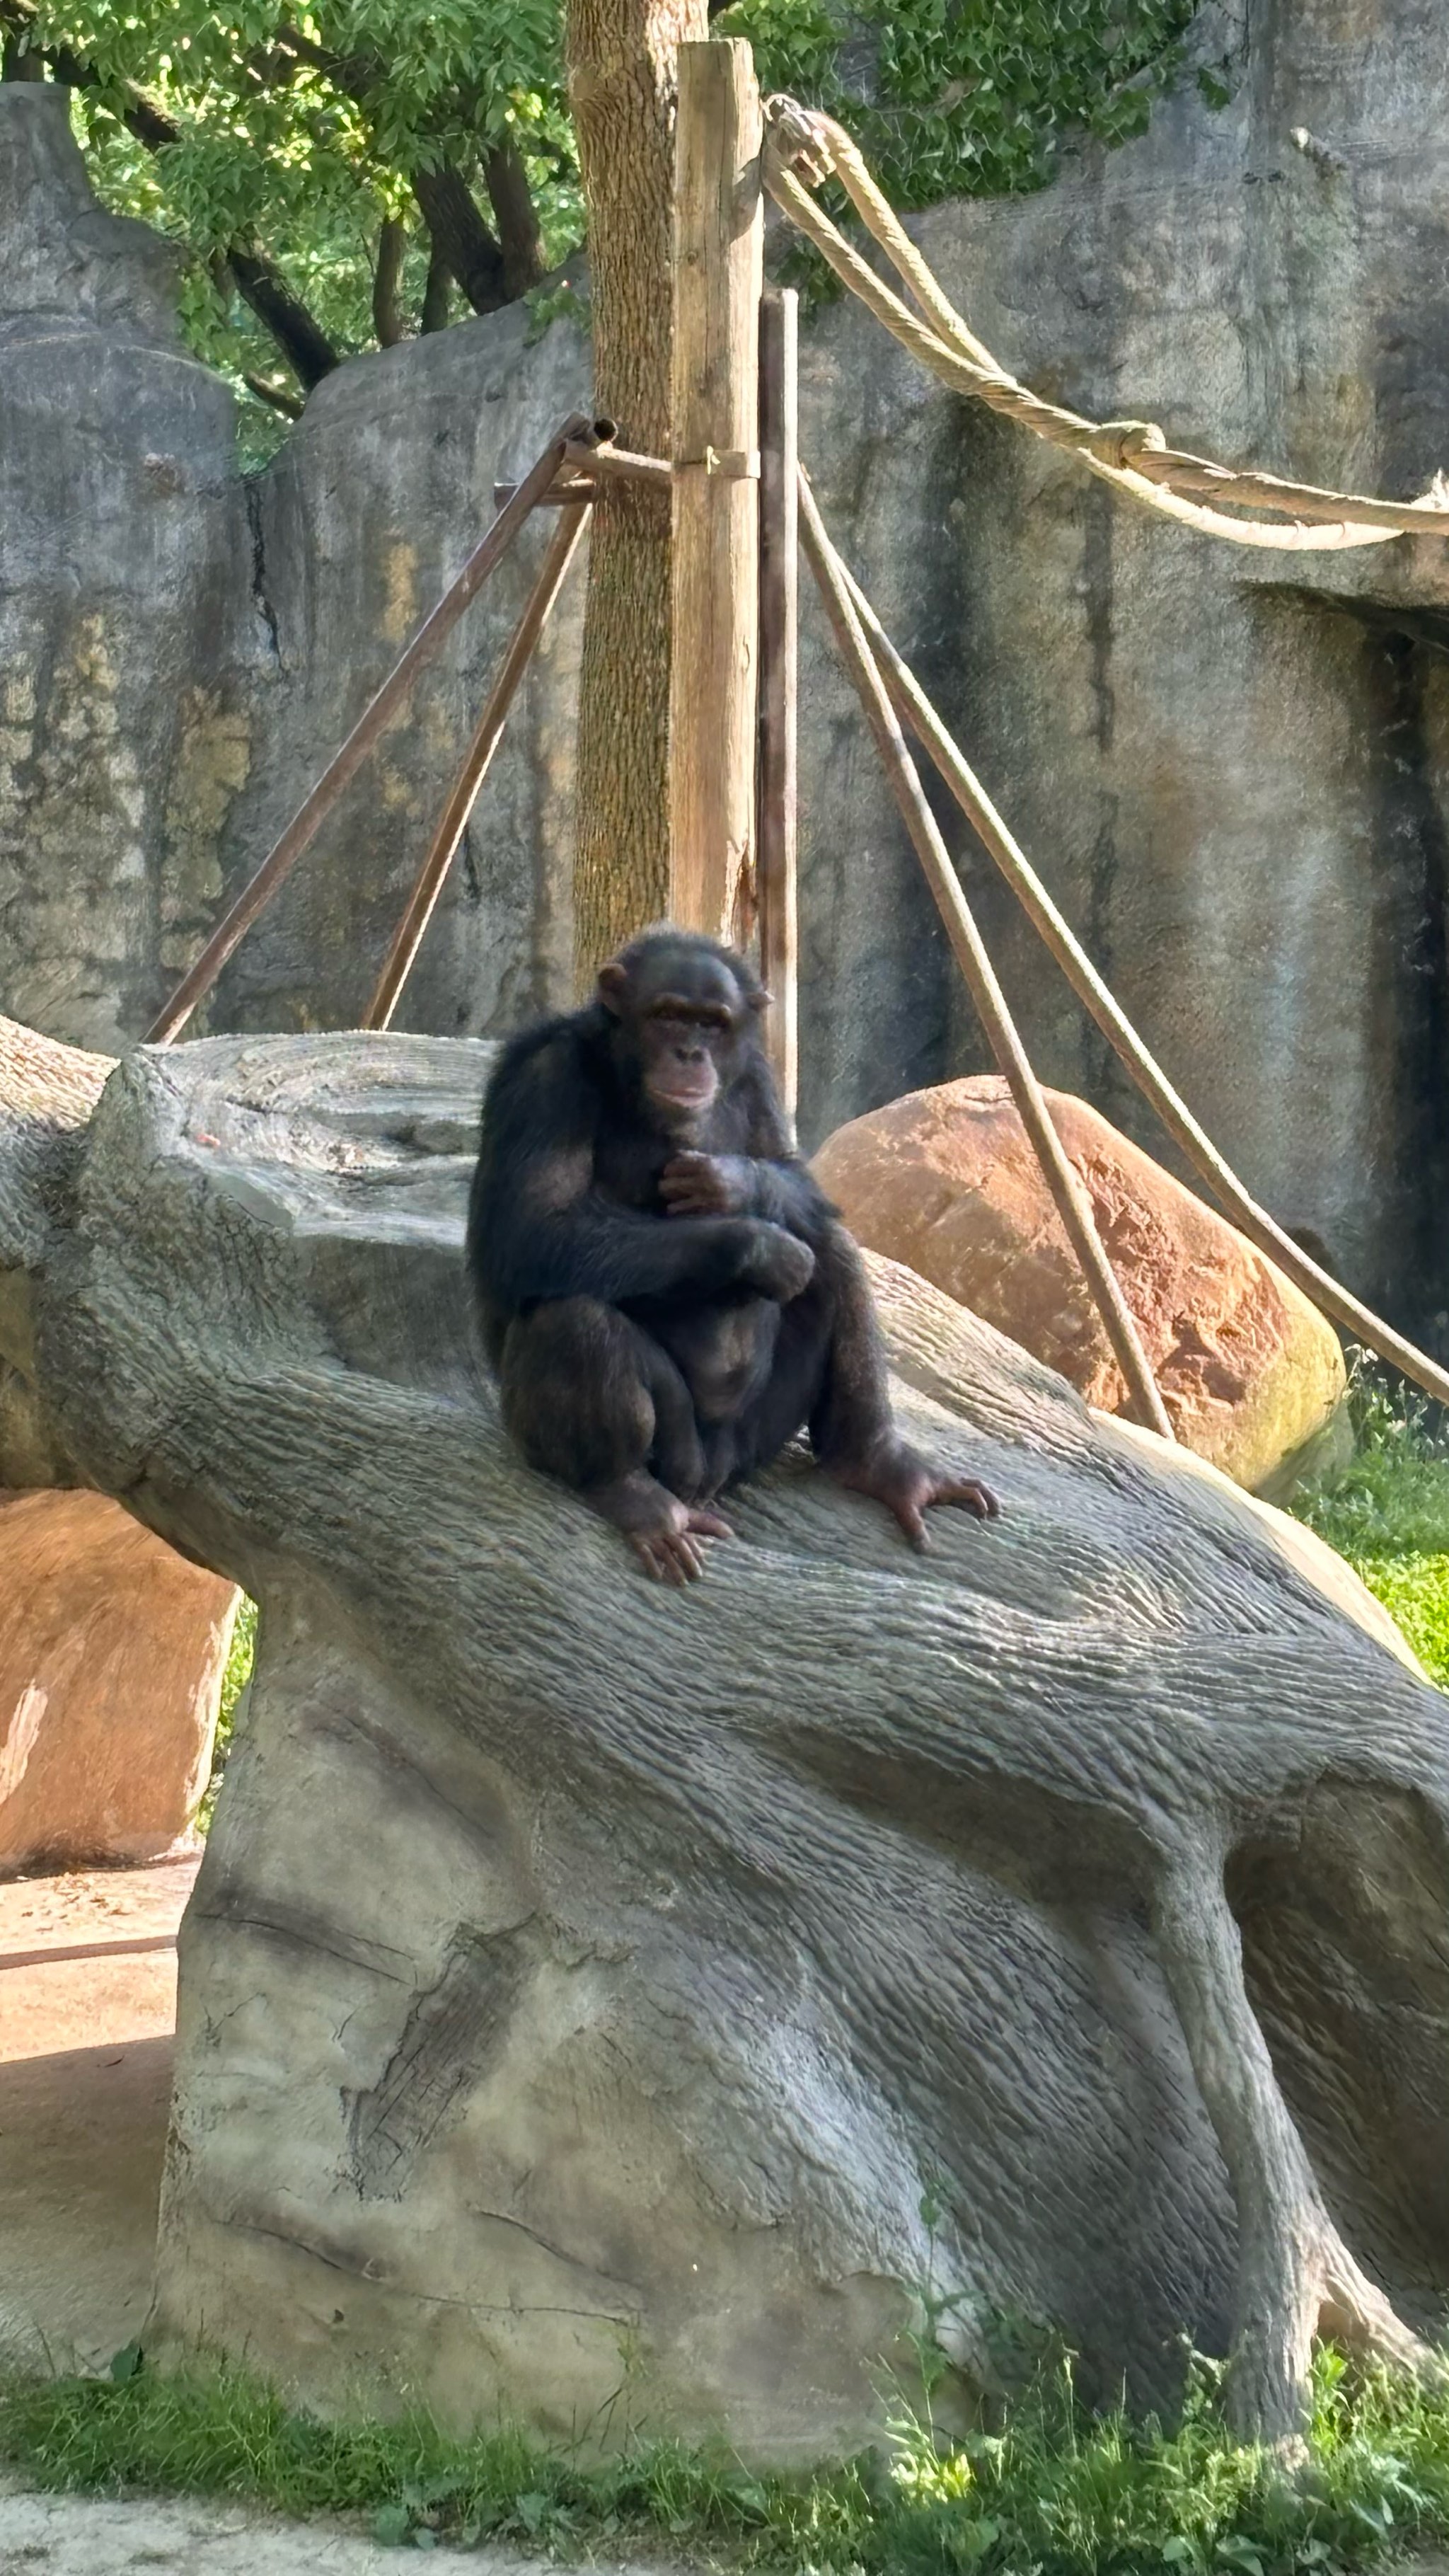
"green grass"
1288,1356,1449,1685
4,2347,1449,2566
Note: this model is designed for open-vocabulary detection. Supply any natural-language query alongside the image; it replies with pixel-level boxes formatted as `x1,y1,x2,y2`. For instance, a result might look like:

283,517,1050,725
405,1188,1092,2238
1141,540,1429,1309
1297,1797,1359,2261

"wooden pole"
757,287,799,1120
144,412,594,1047
798,471,1176,1442
833,556,1449,1417
364,502,591,1033
669,38,764,945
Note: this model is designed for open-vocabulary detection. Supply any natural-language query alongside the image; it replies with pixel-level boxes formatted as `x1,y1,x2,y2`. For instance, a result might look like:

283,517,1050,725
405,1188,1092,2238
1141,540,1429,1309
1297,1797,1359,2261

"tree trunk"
412,164,508,315
224,248,340,390
566,0,708,982
420,244,453,334
371,216,407,346
483,137,547,301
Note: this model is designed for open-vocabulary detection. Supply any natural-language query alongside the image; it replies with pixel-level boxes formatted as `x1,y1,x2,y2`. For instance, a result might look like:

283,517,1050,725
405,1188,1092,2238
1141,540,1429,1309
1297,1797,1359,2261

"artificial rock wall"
4,0,1449,1330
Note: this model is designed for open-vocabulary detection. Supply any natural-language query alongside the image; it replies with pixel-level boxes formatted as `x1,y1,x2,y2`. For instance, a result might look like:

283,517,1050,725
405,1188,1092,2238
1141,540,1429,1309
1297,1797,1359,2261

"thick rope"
763,98,1449,553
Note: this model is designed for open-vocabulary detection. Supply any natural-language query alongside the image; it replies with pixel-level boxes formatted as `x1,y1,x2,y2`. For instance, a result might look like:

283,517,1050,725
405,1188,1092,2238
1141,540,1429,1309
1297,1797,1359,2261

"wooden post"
669,38,764,945
364,502,591,1033
757,287,799,1119
799,471,1176,1443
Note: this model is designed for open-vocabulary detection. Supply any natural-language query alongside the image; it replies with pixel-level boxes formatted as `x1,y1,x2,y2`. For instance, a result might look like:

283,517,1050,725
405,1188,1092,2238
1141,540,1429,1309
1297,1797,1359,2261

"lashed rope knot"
763,95,1449,552
1087,420,1168,471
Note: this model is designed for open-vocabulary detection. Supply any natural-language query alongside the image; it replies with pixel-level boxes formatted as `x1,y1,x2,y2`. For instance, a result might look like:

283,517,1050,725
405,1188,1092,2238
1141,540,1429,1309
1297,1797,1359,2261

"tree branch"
420,243,453,334
412,163,508,314
372,216,407,347
483,137,545,300
221,249,339,390
1,30,44,76
243,372,305,420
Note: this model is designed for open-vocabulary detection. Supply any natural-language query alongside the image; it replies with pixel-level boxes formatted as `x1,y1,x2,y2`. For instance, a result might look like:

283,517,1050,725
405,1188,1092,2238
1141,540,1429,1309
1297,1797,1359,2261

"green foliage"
197,1592,258,1829
8,0,1203,448
718,0,1202,207
6,2345,1449,2570
1288,1352,1449,1686
523,272,591,345
9,0,579,443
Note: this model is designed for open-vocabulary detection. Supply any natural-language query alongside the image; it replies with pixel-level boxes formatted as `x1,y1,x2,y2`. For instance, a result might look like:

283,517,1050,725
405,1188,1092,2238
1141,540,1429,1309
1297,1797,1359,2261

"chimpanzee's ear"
597,962,628,1016
749,984,773,1013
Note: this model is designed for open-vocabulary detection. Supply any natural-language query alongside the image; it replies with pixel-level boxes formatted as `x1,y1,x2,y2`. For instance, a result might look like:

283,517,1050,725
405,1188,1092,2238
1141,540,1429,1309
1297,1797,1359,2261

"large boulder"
0,1488,238,1875
0,1016,1444,2459
814,1077,1349,1498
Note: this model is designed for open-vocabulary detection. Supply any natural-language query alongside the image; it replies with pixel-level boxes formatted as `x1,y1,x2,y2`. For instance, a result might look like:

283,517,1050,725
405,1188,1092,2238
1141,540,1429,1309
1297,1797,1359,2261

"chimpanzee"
468,924,1000,1583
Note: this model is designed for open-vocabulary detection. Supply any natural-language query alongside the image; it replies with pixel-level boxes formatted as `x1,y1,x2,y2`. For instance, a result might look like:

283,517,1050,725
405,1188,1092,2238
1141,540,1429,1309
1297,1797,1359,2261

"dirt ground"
2,1863,1444,2576
0,2482,521,2570
0,1857,197,2376
0,1861,672,2576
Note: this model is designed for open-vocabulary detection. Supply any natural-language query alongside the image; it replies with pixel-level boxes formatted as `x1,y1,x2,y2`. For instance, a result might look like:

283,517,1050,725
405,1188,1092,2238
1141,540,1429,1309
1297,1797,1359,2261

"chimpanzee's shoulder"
484,1007,606,1106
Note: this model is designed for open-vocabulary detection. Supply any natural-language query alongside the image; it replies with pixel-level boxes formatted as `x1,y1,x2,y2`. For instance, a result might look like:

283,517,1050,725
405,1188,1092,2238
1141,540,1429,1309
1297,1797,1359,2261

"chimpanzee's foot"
591,1472,734,1585
832,1439,1000,1550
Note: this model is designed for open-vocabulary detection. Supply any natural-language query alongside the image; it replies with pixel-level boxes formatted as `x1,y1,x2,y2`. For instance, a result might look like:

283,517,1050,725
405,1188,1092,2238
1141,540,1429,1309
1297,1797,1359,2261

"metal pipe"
364,501,591,1031
144,412,595,1045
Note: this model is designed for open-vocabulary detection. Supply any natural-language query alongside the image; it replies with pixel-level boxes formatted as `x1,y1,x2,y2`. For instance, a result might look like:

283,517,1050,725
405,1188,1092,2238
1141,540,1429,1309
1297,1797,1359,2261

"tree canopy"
0,0,1204,459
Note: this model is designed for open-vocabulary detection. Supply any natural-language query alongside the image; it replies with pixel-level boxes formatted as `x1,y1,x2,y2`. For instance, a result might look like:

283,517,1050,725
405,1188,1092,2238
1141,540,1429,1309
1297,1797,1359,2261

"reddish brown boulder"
814,1076,1348,1496
0,1490,238,1873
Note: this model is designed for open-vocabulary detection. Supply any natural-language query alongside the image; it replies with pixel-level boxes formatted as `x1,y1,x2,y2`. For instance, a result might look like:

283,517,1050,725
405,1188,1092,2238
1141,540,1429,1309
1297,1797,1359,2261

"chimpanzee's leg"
727,1271,833,1479
736,1227,999,1540
651,1295,782,1495
498,1299,730,1583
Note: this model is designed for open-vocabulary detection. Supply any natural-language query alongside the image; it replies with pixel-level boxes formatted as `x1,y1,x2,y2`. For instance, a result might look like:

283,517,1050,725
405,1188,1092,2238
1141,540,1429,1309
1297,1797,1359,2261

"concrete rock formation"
0,1489,237,1874
0,1012,1445,2456
814,1076,1349,1497
6,0,1449,1339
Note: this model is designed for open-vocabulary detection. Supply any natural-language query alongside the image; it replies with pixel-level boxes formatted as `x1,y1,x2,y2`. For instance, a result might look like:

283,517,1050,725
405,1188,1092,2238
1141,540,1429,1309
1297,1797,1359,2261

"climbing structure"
142,44,1449,1434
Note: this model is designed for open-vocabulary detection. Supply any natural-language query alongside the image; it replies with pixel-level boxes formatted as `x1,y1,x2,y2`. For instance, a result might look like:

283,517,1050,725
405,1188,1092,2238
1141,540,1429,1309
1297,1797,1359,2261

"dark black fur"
468,926,996,1575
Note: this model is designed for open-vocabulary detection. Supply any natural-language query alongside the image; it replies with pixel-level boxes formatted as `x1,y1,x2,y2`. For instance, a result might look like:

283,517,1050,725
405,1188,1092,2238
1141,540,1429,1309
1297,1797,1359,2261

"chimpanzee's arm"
736,1085,833,1236
660,1059,833,1237
809,1222,1000,1534
469,1026,805,1311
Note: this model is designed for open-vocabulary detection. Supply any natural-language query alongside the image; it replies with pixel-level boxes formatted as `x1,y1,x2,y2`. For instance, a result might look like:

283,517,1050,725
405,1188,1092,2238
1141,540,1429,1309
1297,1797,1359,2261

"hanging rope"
762,98,1449,553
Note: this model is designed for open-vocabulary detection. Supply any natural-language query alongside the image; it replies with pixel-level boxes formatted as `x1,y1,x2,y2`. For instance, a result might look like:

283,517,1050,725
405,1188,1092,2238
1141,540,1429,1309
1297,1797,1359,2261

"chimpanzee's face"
598,935,761,1128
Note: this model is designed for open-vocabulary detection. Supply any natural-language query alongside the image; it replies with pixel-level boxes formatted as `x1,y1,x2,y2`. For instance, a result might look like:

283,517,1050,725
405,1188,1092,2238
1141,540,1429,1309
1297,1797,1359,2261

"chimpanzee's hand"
660,1151,749,1217
736,1220,816,1302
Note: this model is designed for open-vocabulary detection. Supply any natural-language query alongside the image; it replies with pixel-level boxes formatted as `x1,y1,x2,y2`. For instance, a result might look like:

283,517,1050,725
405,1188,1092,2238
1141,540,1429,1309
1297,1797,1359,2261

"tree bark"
224,248,340,390
420,244,453,333
483,137,547,300
566,0,708,983
243,372,304,420
412,163,509,314
371,216,408,346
